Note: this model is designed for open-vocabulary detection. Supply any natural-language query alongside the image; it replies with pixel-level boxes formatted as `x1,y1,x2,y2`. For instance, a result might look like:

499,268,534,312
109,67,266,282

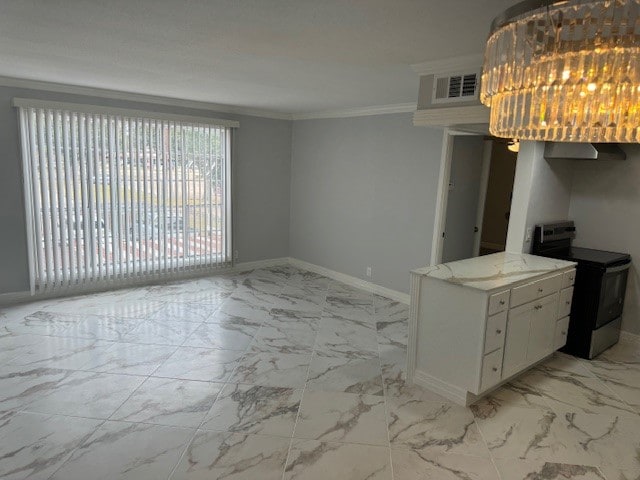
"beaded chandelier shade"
480,0,640,142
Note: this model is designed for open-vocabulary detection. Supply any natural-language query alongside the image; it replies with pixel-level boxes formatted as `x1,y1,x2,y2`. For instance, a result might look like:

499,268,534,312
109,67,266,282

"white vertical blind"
16,102,234,293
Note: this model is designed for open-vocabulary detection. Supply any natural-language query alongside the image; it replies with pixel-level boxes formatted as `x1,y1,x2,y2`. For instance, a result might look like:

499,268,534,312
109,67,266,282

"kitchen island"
407,252,577,405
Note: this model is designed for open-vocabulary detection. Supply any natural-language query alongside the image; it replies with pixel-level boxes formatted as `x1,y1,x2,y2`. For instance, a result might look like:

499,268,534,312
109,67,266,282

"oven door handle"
605,263,631,274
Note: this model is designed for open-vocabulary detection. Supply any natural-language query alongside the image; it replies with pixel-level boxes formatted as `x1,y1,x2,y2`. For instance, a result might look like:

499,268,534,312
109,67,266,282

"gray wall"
506,141,573,253
289,113,443,294
568,145,640,335
0,86,292,295
442,135,484,263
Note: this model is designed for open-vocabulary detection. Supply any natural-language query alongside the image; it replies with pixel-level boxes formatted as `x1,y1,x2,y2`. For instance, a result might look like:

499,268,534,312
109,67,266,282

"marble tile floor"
0,265,639,479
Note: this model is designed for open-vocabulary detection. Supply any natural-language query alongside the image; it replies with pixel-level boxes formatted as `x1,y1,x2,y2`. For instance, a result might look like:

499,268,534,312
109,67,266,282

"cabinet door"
527,293,559,363
503,302,534,379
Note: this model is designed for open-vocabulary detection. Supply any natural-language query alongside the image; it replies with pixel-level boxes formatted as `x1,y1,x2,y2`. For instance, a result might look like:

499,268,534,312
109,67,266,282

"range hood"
544,142,627,161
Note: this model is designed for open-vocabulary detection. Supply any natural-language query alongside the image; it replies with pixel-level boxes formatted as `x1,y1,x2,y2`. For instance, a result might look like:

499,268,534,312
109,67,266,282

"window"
15,99,236,293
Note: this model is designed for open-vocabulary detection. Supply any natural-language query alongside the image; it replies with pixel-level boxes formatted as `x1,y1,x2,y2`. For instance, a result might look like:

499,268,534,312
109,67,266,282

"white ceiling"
0,0,515,116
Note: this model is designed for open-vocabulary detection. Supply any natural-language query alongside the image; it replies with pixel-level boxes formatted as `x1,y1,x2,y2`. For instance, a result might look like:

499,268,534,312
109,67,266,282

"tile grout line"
280,284,327,480
373,295,396,480
165,274,281,480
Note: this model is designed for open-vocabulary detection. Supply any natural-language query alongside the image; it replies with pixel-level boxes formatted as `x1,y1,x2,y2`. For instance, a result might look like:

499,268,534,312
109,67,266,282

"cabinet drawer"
481,349,503,391
488,290,510,316
562,269,576,289
510,273,563,307
558,287,574,319
485,311,507,353
554,316,570,350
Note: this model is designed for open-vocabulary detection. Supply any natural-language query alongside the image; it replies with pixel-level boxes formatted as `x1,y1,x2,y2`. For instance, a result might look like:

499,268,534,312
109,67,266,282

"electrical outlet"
366,267,372,277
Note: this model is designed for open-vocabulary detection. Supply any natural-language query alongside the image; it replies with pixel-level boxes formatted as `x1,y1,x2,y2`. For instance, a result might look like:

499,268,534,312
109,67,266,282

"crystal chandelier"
480,0,640,142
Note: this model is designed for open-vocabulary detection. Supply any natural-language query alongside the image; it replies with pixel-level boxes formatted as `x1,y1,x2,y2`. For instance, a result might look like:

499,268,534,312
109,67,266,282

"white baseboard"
287,257,410,304
235,257,290,271
620,330,640,345
0,257,290,307
0,256,409,307
412,369,471,406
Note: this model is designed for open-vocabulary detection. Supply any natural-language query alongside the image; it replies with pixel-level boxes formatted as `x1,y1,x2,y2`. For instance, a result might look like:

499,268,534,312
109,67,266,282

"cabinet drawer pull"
561,330,567,335
534,304,542,310
496,329,502,334
565,300,571,305
499,300,505,305
492,366,498,372
538,288,544,293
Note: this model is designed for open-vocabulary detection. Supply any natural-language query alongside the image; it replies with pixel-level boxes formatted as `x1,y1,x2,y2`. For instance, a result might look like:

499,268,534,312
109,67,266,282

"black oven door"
595,262,630,329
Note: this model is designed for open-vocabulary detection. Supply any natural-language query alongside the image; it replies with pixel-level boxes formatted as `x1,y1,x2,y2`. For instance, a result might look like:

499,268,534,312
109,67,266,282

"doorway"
432,129,517,265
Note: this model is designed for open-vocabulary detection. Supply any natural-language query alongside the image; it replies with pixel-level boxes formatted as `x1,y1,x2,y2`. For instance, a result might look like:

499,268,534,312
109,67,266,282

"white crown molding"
291,103,416,121
413,105,490,127
411,54,484,76
0,75,292,121
0,76,419,121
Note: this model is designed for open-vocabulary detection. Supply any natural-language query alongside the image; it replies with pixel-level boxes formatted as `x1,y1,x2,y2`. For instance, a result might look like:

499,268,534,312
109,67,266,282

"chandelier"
480,0,640,142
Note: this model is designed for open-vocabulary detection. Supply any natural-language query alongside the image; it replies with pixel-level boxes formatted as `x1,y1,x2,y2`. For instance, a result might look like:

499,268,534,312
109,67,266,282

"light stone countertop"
412,251,576,291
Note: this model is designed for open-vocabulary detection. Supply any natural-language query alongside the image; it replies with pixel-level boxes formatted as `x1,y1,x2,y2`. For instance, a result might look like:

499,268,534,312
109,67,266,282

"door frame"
430,128,489,265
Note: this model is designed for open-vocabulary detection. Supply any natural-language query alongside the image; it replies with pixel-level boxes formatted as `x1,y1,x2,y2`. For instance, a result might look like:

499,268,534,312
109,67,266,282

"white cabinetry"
407,252,576,406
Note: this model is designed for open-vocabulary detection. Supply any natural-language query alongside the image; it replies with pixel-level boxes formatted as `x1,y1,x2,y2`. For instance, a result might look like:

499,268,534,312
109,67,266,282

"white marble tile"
324,295,374,323
0,333,46,364
306,354,384,396
374,297,409,349
183,319,259,350
147,302,218,323
122,318,202,345
294,391,388,445
314,314,379,359
598,464,640,480
276,287,325,313
48,296,164,319
474,403,640,470
2,310,82,336
327,280,373,299
0,411,102,480
283,439,391,480
264,308,321,332
50,421,193,480
526,367,638,418
60,314,141,341
493,458,606,480
391,450,500,480
0,366,77,412
585,359,640,413
249,323,317,354
79,342,177,375
24,371,145,419
201,383,301,436
229,351,311,388
170,431,290,480
469,372,553,415
110,377,223,427
387,394,490,457
218,294,273,323
153,346,244,382
7,336,115,370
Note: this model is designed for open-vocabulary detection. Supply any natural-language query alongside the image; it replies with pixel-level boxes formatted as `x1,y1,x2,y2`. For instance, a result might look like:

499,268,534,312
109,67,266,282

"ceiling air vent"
432,71,480,104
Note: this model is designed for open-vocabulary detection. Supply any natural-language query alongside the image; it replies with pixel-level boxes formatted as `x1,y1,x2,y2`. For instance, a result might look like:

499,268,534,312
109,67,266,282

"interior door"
503,302,533,378
441,135,485,263
527,293,559,362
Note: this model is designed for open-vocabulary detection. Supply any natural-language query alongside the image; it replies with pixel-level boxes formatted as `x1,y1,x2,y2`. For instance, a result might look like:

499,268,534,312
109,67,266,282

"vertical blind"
15,99,236,294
